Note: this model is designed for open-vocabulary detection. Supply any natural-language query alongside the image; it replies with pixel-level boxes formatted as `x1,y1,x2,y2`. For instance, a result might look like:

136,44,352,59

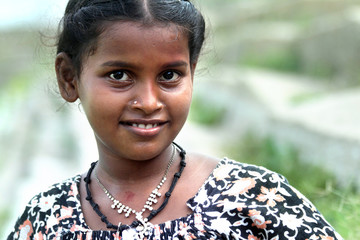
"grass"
226,132,360,239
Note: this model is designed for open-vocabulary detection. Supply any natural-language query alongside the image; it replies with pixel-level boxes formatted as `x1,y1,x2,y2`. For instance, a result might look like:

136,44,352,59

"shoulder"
206,158,311,211
7,175,82,238
211,157,288,185
183,155,289,200
191,157,289,202
29,175,82,209
190,158,343,239
175,152,219,201
186,152,220,174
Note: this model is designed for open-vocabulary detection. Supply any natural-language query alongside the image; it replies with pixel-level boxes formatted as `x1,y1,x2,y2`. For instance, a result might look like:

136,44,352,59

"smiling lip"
120,120,167,137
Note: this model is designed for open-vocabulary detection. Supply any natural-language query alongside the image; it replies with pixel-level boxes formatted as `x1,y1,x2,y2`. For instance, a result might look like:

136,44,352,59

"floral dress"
7,159,342,240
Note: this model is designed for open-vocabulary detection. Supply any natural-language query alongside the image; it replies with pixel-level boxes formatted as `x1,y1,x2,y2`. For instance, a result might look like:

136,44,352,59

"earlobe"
55,52,79,102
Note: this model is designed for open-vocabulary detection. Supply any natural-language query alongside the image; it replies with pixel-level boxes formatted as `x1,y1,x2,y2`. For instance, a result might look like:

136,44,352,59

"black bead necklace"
84,142,186,234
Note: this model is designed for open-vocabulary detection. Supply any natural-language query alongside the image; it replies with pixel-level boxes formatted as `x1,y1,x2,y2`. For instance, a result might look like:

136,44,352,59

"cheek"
79,87,124,126
170,86,193,120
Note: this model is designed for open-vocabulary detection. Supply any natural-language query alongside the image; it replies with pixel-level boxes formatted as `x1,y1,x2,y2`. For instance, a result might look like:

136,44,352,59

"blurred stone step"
198,65,360,188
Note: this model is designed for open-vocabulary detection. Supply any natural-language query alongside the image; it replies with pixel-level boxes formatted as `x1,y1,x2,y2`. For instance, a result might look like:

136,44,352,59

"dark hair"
57,0,205,74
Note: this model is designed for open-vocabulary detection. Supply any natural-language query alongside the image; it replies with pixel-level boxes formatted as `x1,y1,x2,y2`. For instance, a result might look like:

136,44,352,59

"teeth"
131,123,159,129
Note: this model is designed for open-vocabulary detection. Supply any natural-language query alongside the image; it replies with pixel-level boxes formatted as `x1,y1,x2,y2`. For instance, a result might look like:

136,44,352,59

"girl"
8,0,342,239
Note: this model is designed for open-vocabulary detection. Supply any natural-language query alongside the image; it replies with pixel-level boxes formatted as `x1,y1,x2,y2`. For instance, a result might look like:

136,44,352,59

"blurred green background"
1,0,360,238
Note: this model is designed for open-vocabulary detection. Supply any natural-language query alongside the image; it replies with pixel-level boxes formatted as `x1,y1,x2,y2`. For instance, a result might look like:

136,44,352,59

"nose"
130,81,164,114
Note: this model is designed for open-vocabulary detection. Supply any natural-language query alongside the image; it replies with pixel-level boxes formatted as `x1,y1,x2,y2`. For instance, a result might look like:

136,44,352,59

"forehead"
89,21,190,62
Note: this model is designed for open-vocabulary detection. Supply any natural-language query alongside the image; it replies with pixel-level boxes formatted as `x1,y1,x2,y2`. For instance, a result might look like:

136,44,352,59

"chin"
122,141,172,161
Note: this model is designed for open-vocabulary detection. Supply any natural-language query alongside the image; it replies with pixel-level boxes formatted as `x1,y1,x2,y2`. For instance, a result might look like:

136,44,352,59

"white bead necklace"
94,144,176,226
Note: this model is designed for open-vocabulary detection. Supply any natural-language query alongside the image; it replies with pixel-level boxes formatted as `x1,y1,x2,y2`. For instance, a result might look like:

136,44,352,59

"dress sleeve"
203,160,343,239
242,170,343,239
6,176,82,240
6,189,58,240
7,198,38,240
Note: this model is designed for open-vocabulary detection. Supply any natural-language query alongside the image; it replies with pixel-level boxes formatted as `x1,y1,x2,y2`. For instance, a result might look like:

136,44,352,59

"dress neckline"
74,158,226,231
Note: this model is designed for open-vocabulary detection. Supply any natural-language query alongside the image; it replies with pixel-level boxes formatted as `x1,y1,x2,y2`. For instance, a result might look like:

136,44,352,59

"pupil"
113,71,124,80
163,71,174,80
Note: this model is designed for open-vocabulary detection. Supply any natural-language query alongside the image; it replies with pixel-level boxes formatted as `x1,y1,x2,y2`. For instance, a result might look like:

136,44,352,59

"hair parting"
56,0,205,75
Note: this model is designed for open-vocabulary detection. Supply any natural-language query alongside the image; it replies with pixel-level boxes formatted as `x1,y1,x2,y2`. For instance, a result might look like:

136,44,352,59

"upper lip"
120,119,168,125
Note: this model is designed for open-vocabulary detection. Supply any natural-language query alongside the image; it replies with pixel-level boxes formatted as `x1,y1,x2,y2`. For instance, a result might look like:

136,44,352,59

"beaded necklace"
94,144,176,221
84,142,186,239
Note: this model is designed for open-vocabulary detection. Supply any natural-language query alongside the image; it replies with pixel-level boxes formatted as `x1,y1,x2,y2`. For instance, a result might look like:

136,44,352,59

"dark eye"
109,71,130,81
160,71,180,81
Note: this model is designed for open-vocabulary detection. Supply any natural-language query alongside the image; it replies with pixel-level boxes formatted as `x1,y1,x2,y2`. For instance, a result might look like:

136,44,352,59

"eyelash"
108,70,131,82
106,69,183,85
159,70,182,82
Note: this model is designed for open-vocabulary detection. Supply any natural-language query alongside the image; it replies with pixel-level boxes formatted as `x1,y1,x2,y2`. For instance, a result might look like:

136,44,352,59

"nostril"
130,100,164,114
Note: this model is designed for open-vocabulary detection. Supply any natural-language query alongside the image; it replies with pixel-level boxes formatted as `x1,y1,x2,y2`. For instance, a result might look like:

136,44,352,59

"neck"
83,142,187,231
95,143,176,184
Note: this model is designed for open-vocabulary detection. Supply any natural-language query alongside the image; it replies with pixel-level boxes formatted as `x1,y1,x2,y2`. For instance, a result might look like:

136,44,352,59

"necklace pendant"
135,220,153,240
136,225,144,232
118,205,125,214
85,144,186,234
136,231,145,240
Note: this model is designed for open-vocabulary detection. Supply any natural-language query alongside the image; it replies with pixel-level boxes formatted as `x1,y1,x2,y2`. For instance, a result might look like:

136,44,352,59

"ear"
55,52,79,102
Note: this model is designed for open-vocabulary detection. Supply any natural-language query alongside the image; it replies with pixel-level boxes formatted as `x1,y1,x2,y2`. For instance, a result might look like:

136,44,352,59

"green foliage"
3,71,34,98
189,94,226,126
290,92,324,105
226,132,360,239
241,49,301,73
313,185,360,239
306,62,336,79
0,207,10,236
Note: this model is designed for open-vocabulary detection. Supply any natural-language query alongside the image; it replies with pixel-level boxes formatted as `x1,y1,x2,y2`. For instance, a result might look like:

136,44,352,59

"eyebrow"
162,60,188,69
100,60,188,69
101,61,138,69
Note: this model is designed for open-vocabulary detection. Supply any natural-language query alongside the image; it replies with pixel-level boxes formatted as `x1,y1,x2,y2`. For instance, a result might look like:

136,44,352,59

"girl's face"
76,22,195,161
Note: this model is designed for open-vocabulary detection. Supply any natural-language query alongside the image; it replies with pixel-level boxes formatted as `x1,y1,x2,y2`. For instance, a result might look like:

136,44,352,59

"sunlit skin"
76,22,195,177
56,21,219,229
